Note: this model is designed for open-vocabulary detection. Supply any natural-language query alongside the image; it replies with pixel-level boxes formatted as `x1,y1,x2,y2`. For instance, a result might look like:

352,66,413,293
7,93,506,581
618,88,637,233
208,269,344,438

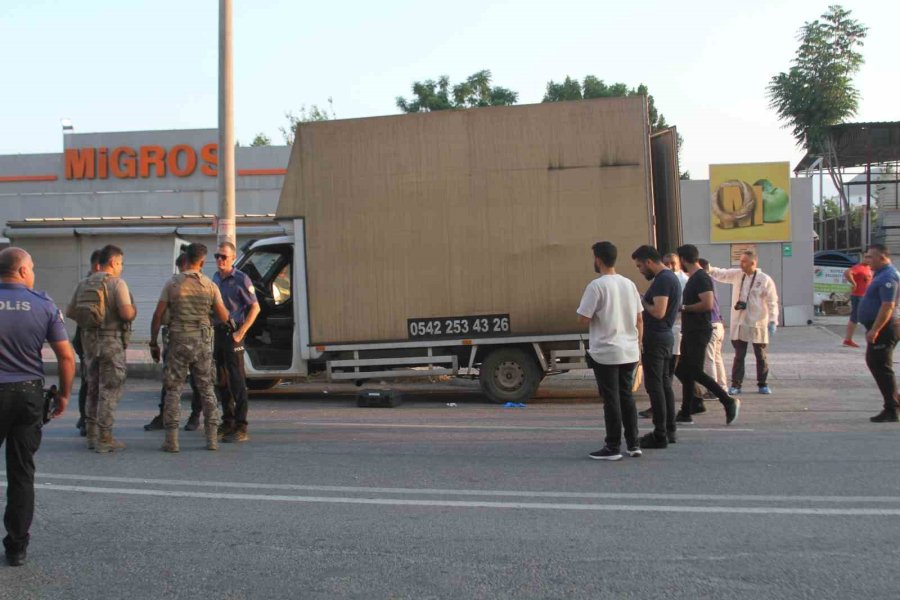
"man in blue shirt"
632,245,681,449
212,242,260,442
0,247,75,567
857,244,900,423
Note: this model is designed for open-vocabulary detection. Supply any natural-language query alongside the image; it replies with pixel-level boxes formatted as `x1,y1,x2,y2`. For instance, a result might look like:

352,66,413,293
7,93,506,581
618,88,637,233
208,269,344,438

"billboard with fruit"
709,162,791,243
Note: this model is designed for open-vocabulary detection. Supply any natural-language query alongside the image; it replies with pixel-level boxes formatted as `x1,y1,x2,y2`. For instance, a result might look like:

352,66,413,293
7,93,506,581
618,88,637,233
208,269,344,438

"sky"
1,0,897,178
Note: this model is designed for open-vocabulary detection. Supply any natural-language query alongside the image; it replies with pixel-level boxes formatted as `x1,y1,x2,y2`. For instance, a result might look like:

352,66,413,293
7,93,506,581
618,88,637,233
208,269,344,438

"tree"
250,133,271,147
767,5,868,208
280,98,336,145
396,70,518,113
543,75,688,178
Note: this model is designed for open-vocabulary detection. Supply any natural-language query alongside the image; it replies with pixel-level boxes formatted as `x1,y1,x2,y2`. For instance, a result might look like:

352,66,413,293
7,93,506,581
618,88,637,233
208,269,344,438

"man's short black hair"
592,241,617,268
676,244,699,265
98,244,124,267
869,244,890,258
89,249,102,266
631,245,661,263
698,257,710,270
184,243,208,265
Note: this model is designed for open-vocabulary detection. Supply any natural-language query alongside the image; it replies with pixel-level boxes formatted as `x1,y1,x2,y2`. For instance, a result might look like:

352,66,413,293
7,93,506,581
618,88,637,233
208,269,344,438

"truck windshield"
240,250,283,283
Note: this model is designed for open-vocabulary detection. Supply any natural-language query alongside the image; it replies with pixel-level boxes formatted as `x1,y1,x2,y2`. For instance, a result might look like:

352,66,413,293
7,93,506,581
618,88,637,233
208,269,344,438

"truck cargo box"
277,97,659,345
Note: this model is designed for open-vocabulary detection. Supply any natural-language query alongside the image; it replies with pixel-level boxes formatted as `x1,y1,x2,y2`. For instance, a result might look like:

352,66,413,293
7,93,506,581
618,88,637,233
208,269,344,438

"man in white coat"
709,249,779,395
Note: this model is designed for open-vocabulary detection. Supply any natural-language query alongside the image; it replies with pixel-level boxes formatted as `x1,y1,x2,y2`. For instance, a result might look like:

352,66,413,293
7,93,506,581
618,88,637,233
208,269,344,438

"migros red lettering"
62,143,221,179
64,148,96,180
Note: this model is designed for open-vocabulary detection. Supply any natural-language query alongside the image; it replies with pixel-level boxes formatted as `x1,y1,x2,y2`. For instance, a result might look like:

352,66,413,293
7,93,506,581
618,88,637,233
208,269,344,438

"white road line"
33,473,900,504
290,421,754,432
22,483,900,516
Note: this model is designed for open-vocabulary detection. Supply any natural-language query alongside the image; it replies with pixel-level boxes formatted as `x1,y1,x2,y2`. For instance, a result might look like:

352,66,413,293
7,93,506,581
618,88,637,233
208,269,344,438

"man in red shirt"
844,256,873,347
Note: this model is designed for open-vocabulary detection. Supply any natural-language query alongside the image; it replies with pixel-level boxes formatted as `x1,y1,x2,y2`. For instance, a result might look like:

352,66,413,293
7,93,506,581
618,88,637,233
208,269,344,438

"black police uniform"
0,282,68,561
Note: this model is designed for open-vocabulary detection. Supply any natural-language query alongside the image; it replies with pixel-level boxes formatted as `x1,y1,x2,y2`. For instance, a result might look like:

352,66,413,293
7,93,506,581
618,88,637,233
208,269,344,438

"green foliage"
250,133,271,147
396,70,518,113
280,98,336,145
543,77,668,132
767,5,868,151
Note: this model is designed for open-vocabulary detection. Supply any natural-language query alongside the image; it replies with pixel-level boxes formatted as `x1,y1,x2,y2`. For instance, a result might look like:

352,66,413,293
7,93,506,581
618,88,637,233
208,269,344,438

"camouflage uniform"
68,272,131,452
159,271,222,449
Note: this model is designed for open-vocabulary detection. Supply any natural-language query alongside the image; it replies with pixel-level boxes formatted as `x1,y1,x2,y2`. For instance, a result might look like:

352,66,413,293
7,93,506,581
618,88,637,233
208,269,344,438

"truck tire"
246,378,282,391
479,348,542,404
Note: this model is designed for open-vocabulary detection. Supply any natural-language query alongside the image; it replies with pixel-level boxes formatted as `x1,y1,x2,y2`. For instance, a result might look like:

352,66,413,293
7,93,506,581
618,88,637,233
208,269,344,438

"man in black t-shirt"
632,245,681,448
675,245,741,426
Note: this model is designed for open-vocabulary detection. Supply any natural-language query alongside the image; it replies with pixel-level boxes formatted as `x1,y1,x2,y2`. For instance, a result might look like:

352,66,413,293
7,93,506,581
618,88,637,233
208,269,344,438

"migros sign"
64,143,219,180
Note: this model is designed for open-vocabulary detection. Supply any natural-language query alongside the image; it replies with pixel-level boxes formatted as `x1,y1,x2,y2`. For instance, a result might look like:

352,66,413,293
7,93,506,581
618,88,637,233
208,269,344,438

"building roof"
795,122,900,173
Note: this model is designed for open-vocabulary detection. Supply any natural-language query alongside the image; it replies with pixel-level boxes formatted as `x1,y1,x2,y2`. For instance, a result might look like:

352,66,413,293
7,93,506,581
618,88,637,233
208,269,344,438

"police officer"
0,248,75,567
66,244,136,453
150,243,231,452
858,244,900,423
212,241,260,443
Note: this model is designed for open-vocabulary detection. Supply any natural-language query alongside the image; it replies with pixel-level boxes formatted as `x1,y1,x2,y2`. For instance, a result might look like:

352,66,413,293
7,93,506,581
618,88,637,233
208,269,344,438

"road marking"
18,483,900,516
289,421,754,432
33,473,900,504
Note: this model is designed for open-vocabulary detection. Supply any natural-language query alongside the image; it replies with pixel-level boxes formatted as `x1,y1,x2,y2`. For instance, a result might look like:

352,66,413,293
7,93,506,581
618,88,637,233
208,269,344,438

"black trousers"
588,356,638,450
731,340,769,387
676,330,732,415
215,327,249,426
643,334,676,439
864,320,899,413
0,379,43,555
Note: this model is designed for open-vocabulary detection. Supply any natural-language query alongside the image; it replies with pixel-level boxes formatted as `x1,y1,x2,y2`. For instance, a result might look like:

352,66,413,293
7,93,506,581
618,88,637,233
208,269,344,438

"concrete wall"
680,178,814,327
0,129,289,242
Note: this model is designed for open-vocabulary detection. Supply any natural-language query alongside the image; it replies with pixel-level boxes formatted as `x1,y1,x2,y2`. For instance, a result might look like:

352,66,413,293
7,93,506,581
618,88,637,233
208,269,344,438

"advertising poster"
814,265,852,306
709,162,791,243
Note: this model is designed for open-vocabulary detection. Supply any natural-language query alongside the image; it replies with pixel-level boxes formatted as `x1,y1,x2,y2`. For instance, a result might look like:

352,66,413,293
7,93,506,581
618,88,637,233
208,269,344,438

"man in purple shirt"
694,258,728,413
0,248,75,567
212,242,260,443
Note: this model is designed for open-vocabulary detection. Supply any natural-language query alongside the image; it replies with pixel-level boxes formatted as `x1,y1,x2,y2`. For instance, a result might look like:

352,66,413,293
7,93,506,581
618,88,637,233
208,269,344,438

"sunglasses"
214,253,232,261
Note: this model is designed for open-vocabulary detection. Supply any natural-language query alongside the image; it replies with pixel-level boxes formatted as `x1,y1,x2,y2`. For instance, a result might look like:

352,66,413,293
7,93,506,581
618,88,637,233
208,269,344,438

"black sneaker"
691,400,707,415
870,410,899,423
626,446,643,457
5,550,26,567
667,432,677,444
589,447,623,461
725,398,741,425
675,411,694,424
143,415,164,431
639,432,668,449
638,408,653,419
184,412,201,431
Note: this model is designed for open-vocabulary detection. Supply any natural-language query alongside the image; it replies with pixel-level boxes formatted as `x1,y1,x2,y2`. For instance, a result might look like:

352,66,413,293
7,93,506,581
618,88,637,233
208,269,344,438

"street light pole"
217,0,236,247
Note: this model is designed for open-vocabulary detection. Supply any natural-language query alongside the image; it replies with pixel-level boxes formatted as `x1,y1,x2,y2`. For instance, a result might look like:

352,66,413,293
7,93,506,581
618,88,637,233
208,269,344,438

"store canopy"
795,121,900,173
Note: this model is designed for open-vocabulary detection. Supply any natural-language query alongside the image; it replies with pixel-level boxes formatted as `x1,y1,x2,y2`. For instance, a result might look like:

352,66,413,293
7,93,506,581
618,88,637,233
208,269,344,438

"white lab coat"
709,267,779,344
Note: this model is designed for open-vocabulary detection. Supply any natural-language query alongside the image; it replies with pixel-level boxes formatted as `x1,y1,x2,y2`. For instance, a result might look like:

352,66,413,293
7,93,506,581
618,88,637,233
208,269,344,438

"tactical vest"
166,272,215,334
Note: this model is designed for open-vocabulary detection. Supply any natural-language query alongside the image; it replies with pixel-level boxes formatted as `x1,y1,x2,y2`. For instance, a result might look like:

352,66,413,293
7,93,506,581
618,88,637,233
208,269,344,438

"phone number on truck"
407,314,511,340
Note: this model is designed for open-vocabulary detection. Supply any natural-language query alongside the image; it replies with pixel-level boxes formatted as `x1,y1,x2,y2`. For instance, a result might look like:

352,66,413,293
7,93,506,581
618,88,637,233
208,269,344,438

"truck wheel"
479,348,542,404
246,378,282,391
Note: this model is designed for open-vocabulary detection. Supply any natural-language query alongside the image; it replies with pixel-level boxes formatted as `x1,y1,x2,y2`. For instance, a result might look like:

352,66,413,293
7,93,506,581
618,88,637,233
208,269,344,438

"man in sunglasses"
213,242,260,443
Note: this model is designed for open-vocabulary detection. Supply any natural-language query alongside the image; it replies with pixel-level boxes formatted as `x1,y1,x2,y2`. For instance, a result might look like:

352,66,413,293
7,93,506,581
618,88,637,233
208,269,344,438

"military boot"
95,430,126,453
86,422,99,450
205,424,219,451
161,429,180,453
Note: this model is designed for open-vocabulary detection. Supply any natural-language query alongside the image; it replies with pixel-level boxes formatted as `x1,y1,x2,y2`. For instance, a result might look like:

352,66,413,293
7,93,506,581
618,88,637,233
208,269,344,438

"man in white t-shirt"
577,241,644,461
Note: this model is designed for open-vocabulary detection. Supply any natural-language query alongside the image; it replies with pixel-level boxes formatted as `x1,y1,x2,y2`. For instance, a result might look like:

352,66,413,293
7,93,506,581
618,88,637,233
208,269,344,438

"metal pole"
217,0,236,247
865,161,872,249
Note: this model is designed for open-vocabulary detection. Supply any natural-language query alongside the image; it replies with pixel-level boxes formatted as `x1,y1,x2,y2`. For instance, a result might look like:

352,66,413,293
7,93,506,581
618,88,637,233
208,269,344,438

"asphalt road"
2,323,899,599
